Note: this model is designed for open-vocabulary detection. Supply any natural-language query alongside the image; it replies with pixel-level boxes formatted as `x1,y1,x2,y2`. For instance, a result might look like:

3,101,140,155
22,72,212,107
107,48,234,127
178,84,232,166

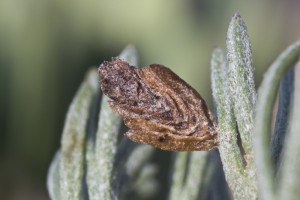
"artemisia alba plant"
48,12,300,200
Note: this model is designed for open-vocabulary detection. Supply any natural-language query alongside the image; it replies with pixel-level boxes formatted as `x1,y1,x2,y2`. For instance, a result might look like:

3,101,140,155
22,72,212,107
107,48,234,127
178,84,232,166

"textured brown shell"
98,58,218,151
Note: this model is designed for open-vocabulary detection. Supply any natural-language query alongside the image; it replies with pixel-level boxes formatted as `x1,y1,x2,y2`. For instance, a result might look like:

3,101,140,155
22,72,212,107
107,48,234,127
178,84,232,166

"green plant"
47,12,300,200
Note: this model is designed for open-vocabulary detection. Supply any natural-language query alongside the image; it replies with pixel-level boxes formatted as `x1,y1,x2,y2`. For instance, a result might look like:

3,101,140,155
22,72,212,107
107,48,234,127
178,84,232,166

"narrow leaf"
87,45,138,200
113,142,155,197
254,40,300,200
226,12,256,156
279,63,300,200
169,152,189,200
181,151,208,200
60,69,99,200
121,145,156,199
47,151,61,200
272,68,294,171
211,47,255,199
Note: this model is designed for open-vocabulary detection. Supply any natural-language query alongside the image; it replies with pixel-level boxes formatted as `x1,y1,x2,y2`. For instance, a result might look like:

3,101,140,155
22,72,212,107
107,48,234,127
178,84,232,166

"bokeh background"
1,0,300,199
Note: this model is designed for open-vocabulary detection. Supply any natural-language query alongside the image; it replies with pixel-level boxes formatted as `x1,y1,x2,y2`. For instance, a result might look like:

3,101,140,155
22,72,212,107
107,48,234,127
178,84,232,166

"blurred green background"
0,0,299,199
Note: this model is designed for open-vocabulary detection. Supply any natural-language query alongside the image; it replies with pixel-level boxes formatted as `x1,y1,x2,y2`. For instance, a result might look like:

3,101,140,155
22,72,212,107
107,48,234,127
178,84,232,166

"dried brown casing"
98,57,218,151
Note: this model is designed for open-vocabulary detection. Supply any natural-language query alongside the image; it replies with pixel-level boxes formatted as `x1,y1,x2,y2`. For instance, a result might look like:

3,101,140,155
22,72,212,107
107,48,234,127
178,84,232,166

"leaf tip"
233,11,241,18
